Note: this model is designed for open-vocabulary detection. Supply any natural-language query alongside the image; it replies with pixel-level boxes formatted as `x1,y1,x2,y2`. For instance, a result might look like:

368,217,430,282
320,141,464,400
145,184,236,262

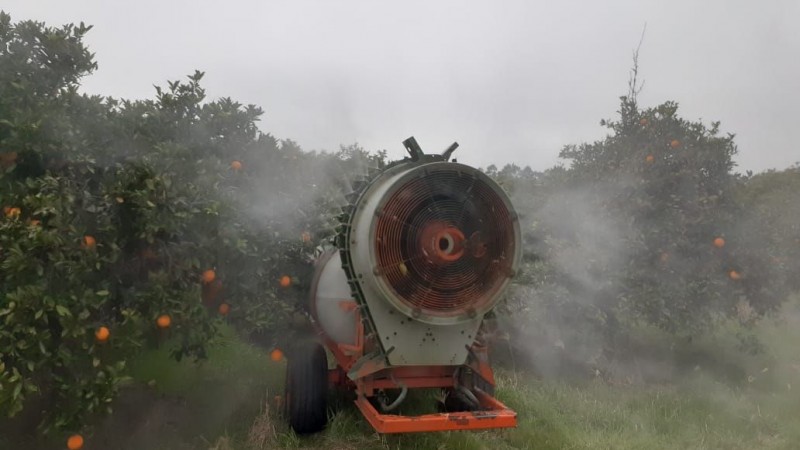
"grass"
4,301,800,449
224,364,798,450
113,324,287,449
226,298,800,449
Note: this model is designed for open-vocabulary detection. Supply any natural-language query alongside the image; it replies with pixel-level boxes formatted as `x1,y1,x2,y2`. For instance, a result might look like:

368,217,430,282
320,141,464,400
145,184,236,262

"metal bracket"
403,136,424,161
347,350,390,381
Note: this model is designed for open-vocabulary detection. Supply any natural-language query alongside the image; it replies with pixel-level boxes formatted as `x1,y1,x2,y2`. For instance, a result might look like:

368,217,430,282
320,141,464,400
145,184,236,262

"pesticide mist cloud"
2,0,799,173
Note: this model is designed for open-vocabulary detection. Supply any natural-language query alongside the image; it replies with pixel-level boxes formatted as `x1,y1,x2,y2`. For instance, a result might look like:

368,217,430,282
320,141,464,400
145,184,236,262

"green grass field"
120,298,800,449
5,299,800,449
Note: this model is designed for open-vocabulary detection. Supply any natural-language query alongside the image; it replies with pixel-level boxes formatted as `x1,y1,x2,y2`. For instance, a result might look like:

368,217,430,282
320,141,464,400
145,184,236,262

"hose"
451,366,481,410
379,385,408,412
379,373,408,412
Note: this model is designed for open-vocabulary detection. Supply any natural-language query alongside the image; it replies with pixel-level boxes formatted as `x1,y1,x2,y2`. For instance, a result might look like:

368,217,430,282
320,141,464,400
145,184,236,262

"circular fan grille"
374,166,517,318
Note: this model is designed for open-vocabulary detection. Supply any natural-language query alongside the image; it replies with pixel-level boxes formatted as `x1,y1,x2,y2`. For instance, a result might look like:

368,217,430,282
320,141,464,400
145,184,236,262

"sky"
3,0,798,173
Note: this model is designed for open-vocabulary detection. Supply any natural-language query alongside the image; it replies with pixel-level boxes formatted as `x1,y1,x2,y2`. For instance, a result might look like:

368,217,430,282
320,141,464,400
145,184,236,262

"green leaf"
55,305,70,317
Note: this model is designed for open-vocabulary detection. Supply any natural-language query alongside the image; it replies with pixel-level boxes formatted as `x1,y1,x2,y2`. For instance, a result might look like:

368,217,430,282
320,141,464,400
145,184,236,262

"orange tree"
556,97,745,335
732,166,800,311
498,96,793,365
0,12,370,434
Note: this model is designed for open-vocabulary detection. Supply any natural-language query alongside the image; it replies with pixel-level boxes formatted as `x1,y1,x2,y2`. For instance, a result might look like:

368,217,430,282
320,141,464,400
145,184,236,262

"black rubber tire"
285,340,328,434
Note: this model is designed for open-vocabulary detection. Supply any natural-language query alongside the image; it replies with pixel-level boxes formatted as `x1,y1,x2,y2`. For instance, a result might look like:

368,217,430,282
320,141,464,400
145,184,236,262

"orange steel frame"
314,301,517,434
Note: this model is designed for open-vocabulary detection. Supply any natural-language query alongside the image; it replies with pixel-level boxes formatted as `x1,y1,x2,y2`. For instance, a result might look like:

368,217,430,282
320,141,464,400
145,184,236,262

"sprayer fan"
373,164,517,322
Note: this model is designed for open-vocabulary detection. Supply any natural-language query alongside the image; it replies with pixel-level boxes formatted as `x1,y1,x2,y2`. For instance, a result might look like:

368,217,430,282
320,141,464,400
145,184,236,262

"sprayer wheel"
285,340,329,434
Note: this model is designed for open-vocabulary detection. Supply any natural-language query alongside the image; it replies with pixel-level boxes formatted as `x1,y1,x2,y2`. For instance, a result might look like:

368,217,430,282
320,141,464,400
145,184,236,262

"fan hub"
421,223,466,264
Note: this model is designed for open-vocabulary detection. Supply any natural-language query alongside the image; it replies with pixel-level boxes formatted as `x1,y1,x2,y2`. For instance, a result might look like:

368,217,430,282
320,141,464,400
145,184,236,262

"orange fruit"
66,434,84,450
279,275,292,288
201,269,216,284
141,248,158,261
95,326,110,343
645,154,655,163
639,118,648,126
218,302,230,316
713,237,725,248
230,160,243,171
82,235,96,248
4,206,20,219
156,314,171,329
729,270,741,280
270,348,284,362
0,151,18,169
28,219,41,227
670,139,681,149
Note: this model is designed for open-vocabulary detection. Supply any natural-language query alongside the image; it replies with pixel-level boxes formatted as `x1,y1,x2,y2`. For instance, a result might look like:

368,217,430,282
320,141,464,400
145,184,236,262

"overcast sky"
4,1,798,172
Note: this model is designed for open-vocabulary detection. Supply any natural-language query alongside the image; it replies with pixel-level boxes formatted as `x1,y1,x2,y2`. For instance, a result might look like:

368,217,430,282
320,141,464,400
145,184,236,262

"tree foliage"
499,97,797,367
0,12,385,433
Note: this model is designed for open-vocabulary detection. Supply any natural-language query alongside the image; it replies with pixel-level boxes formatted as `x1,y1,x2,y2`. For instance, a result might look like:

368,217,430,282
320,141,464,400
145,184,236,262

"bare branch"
627,23,647,105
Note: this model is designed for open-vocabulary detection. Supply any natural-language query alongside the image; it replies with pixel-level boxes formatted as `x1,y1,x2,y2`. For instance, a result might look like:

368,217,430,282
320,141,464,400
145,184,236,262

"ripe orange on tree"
645,154,655,164
66,434,84,450
0,151,18,168
729,270,741,280
201,269,216,284
141,247,158,260
95,326,110,343
231,160,243,171
82,235,96,248
4,206,20,219
670,139,681,149
270,348,284,361
713,237,725,248
156,314,171,329
279,275,292,288
218,302,230,316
